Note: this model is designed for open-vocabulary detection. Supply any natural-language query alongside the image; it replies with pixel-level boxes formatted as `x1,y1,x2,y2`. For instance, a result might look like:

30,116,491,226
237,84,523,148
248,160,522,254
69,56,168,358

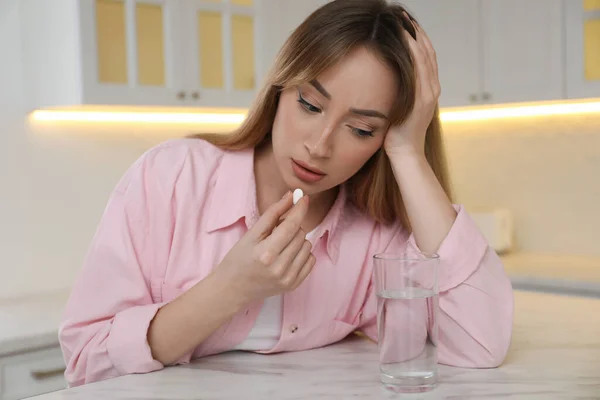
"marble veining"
26,290,600,399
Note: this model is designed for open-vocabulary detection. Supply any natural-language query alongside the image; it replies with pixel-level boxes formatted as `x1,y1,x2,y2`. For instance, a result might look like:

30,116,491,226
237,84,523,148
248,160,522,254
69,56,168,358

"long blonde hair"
191,0,452,230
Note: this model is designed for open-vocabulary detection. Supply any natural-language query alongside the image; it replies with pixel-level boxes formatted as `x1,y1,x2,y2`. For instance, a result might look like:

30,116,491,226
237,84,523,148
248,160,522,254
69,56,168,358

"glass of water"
373,249,439,393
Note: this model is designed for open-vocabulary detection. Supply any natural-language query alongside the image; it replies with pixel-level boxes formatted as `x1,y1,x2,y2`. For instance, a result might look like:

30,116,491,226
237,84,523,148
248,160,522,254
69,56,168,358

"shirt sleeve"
358,205,514,368
58,144,193,387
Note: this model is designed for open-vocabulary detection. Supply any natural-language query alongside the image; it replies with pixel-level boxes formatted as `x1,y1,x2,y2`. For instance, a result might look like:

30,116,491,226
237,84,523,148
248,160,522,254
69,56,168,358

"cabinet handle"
31,367,66,381
469,94,478,103
191,91,200,100
176,91,186,100
482,92,491,101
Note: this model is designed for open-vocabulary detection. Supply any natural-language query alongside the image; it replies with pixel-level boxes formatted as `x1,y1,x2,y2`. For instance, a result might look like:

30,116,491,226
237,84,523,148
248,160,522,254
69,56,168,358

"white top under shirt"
234,228,318,351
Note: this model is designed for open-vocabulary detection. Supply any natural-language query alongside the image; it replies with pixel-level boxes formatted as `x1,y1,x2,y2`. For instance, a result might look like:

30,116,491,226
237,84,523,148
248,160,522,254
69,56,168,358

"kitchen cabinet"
566,0,600,99
480,0,564,104
180,0,263,108
19,0,263,110
401,0,564,107
18,0,597,112
397,0,480,108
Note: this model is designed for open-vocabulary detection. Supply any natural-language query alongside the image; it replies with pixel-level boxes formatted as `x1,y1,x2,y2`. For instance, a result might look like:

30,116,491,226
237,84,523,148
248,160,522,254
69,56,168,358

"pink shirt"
58,139,514,387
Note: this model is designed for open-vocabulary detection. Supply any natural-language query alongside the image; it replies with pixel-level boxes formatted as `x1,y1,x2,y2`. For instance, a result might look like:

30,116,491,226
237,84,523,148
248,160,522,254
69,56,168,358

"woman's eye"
297,94,322,113
352,127,374,138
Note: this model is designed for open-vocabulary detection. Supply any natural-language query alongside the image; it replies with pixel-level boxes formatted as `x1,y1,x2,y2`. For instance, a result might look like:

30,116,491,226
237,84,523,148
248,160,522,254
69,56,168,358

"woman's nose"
304,125,334,159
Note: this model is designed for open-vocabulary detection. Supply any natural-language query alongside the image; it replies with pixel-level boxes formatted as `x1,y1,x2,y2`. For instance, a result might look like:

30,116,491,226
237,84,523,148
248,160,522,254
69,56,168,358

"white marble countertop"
0,290,69,356
26,290,600,399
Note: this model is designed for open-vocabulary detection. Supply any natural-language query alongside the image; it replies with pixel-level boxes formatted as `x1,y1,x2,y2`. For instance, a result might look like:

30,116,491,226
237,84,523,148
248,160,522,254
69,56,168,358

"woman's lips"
291,159,326,183
293,159,325,175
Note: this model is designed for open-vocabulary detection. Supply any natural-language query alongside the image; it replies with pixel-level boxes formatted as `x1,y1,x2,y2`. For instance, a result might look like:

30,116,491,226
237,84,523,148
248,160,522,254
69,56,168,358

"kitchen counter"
0,291,69,356
27,290,600,399
503,253,600,298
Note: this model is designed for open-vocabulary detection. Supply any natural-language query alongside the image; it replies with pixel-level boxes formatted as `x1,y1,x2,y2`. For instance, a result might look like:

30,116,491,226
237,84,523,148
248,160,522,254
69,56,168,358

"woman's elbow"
474,329,512,368
487,302,514,367
467,253,514,367
440,329,512,369
440,290,514,368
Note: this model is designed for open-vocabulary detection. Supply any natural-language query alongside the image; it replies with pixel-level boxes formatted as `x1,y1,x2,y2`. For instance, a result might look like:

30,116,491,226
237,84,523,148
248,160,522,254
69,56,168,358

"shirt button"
290,324,299,333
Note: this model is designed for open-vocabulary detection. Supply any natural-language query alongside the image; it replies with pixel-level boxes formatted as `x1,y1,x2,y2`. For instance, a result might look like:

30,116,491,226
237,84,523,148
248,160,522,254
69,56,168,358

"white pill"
293,188,304,205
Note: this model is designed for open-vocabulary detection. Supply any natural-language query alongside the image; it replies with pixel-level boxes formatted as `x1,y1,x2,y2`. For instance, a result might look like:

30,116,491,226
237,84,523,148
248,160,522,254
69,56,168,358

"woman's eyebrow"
350,108,388,119
310,79,331,99
310,79,388,119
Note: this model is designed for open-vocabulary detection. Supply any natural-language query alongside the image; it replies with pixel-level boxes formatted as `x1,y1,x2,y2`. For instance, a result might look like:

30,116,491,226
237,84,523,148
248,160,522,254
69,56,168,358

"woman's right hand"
213,191,315,305
147,191,314,365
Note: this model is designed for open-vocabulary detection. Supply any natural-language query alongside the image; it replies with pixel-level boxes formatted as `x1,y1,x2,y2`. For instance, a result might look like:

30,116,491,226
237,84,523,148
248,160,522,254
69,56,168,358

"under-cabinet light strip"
28,99,600,124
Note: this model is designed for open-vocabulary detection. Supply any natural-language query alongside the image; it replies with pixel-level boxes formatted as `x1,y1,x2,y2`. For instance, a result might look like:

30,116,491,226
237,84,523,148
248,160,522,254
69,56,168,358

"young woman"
59,0,513,387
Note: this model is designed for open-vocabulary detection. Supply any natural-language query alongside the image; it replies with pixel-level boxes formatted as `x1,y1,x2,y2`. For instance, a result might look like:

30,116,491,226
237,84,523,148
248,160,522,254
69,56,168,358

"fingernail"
281,191,291,200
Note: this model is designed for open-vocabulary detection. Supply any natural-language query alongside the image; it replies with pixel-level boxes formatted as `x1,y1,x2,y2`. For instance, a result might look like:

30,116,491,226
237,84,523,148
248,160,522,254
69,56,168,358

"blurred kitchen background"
1,0,599,398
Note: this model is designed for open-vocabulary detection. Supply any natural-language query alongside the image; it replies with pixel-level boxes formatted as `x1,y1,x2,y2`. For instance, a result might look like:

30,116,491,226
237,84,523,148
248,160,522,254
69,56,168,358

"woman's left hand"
384,14,441,157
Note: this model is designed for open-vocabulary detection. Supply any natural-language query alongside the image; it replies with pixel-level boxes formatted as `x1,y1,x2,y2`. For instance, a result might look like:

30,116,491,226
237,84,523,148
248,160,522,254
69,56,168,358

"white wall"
0,1,173,299
444,116,600,258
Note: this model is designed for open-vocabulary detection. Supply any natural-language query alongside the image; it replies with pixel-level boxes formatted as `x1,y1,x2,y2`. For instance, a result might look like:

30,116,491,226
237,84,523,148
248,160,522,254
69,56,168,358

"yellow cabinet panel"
232,14,255,90
584,0,600,11
232,0,253,6
198,11,224,89
584,19,600,80
96,0,127,84
136,3,165,86
135,3,165,86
